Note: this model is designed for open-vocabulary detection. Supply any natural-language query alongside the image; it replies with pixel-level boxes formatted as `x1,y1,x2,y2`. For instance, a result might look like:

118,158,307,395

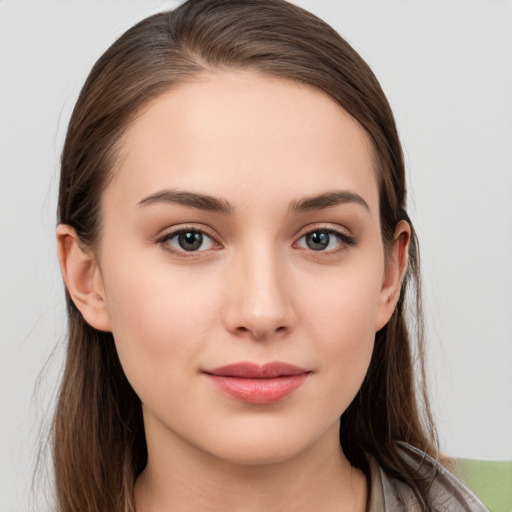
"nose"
222,243,297,341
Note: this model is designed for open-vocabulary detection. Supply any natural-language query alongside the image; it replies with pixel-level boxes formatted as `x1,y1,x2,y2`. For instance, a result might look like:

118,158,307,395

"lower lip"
205,374,309,404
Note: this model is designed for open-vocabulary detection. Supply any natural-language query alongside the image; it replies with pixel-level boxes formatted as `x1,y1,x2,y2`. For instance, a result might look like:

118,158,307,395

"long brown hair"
55,1,438,510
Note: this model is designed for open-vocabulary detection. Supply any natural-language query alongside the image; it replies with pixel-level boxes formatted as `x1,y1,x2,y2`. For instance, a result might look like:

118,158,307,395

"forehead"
108,71,379,215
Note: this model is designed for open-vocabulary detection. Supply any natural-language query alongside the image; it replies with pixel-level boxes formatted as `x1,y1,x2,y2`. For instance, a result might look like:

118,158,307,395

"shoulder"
367,442,489,512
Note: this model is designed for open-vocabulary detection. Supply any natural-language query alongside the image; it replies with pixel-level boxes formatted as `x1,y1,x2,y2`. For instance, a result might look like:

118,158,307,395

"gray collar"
366,443,488,511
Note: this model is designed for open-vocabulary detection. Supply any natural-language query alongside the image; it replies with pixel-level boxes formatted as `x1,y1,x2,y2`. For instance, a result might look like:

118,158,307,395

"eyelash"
156,224,355,259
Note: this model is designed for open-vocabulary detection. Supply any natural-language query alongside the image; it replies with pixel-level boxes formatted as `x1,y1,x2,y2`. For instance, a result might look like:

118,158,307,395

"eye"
296,228,354,252
158,228,217,255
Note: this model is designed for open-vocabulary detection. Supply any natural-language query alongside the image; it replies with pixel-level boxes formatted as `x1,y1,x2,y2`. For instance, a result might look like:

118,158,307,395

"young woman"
54,0,488,510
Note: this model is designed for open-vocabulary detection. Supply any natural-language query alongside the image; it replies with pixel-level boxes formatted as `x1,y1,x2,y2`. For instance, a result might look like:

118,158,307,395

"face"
92,71,400,465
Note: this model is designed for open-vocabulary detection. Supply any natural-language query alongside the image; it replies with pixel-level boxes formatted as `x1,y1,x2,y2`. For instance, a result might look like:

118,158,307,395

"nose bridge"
223,236,296,340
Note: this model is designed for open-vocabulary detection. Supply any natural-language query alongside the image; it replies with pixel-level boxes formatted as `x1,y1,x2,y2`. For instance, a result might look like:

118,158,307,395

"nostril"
222,270,297,340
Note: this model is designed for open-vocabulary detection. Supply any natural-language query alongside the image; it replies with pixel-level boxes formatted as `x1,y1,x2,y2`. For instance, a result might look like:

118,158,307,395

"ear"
375,220,411,331
56,224,112,332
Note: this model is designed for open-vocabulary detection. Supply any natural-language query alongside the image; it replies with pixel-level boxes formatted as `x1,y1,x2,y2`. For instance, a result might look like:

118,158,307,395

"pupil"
178,231,203,251
307,231,329,250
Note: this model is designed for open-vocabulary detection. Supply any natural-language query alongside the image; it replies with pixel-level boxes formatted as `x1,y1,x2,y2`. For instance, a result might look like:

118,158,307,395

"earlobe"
375,220,411,331
56,224,112,332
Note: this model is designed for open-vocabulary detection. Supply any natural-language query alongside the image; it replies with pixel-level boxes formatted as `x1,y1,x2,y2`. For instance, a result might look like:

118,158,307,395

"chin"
211,441,308,466
197,422,329,467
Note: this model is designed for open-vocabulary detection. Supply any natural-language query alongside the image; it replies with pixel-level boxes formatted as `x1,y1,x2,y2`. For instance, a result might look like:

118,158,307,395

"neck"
135,419,367,512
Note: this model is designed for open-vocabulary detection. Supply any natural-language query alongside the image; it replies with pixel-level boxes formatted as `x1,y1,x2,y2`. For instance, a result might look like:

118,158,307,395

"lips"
203,362,310,404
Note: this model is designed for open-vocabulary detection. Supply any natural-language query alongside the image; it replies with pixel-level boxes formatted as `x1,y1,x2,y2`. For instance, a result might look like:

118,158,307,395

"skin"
57,71,410,511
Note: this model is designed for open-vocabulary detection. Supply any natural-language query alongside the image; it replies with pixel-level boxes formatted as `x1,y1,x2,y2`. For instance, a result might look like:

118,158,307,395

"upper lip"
203,361,309,379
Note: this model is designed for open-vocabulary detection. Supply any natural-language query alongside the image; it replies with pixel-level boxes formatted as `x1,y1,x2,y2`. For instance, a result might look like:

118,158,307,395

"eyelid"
155,222,355,258
293,223,356,252
155,224,222,258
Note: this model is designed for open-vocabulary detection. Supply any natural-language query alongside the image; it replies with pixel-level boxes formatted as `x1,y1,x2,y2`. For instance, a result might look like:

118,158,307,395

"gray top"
367,443,489,511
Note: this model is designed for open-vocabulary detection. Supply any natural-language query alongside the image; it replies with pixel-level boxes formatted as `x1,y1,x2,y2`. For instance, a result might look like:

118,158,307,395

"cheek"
100,255,222,397
300,254,383,341
297,257,383,403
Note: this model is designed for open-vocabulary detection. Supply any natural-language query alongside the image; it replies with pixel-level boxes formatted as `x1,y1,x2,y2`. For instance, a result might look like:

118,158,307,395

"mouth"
202,361,311,404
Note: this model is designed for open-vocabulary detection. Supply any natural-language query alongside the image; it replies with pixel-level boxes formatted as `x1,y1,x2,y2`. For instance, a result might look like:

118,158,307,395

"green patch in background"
456,459,512,512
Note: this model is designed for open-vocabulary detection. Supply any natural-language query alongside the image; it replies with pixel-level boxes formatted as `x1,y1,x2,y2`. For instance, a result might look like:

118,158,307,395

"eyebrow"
288,190,369,213
137,190,233,214
136,189,369,214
